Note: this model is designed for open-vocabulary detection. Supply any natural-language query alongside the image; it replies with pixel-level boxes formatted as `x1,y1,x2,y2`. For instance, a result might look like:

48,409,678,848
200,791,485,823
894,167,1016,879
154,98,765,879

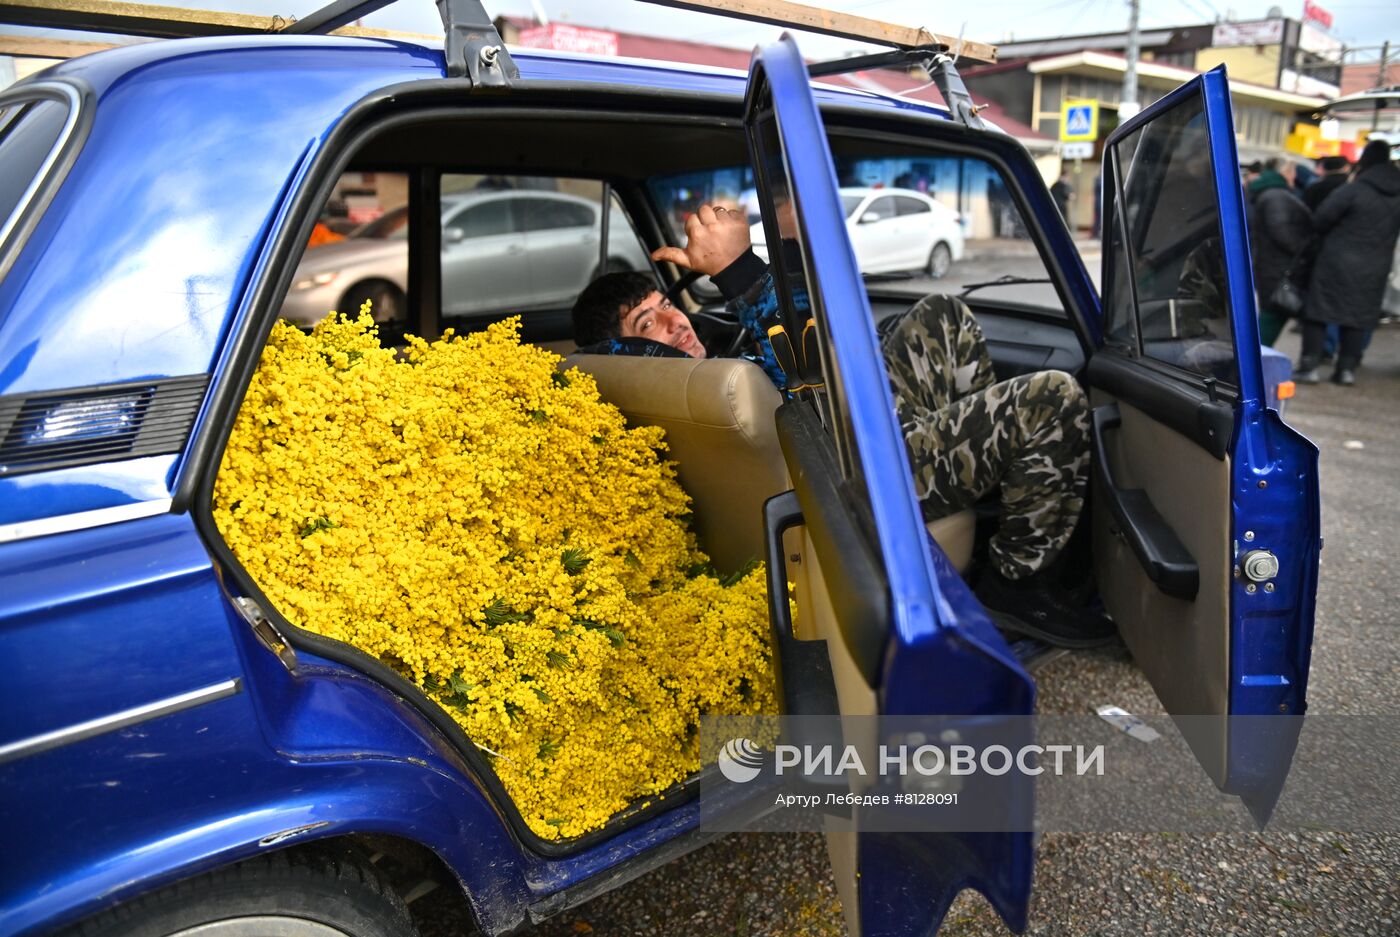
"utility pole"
1121,0,1141,119
1376,41,1391,131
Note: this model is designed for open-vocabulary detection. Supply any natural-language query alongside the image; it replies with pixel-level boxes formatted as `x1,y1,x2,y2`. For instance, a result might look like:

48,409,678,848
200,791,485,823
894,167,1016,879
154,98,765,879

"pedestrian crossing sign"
1060,99,1099,142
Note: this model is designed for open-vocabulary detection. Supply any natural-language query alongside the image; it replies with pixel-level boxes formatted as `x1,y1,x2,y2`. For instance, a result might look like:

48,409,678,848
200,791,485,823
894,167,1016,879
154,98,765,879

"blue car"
0,5,1319,935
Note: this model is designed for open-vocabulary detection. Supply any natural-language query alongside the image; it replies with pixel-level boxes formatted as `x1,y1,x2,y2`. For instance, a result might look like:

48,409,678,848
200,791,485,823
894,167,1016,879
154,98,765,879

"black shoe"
1294,357,1322,385
1332,367,1356,386
975,568,1118,649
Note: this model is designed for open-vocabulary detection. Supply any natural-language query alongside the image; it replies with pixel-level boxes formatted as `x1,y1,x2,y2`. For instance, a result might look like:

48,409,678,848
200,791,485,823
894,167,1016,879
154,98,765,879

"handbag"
1267,242,1312,316
1269,276,1305,315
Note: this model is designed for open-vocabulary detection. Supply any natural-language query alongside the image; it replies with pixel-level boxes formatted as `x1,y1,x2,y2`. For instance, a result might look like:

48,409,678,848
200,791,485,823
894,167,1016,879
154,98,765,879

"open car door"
744,36,1037,936
1090,67,1321,822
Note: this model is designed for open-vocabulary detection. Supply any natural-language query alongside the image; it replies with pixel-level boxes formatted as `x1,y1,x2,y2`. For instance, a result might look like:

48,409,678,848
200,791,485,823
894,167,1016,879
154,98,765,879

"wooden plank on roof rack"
637,0,996,63
0,34,117,58
0,0,431,40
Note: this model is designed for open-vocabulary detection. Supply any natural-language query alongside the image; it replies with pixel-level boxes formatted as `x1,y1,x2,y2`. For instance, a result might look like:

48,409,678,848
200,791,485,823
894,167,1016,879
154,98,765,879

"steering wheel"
663,270,752,358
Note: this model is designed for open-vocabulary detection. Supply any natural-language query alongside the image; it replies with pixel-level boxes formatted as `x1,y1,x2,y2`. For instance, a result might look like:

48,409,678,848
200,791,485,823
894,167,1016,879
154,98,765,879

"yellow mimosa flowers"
214,309,777,839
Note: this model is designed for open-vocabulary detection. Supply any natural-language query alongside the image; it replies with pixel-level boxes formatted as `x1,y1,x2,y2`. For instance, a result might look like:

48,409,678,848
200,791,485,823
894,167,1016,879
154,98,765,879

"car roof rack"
283,0,519,86
1,0,995,119
0,0,429,40
641,0,995,64
807,47,987,129
641,0,995,128
279,0,998,95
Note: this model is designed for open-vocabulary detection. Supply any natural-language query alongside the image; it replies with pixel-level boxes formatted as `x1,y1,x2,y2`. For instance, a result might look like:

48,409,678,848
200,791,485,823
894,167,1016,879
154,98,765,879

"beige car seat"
564,353,975,575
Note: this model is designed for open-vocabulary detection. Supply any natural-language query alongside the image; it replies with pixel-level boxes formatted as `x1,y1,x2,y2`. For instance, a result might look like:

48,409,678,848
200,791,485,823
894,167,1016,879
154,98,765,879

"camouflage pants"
877,294,1090,578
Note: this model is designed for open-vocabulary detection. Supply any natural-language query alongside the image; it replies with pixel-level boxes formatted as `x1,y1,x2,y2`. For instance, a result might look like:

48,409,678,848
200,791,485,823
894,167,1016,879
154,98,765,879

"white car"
750,186,965,277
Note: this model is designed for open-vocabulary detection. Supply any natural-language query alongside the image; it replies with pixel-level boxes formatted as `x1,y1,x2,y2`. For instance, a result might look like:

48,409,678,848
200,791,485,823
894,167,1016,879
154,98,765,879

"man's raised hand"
650,203,752,276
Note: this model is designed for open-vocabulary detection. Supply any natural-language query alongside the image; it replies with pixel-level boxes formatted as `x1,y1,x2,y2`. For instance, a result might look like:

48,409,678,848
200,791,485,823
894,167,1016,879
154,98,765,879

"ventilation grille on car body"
0,375,209,477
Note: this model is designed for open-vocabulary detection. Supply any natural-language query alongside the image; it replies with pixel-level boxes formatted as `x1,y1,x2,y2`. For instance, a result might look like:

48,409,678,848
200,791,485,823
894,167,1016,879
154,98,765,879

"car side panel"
0,514,530,934
0,45,437,399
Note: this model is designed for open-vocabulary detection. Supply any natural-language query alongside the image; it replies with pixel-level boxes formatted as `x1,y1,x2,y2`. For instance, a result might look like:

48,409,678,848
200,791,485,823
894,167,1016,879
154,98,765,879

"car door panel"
520,197,599,307
1092,392,1231,761
745,37,1035,936
441,200,530,315
1089,67,1320,822
858,197,900,272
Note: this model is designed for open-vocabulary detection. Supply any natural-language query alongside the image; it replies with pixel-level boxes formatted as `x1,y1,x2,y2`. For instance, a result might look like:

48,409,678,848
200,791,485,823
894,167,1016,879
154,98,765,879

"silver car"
280,189,649,327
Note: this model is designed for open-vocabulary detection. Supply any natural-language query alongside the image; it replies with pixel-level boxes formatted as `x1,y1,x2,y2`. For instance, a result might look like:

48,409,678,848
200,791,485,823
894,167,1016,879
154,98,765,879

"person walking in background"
1051,170,1075,230
1306,155,1351,211
1306,155,1359,361
1247,159,1313,347
1241,160,1264,193
1297,140,1400,386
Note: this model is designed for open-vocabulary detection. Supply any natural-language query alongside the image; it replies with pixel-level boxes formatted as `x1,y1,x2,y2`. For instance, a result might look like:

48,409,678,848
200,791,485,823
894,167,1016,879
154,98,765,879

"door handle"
763,491,840,718
1091,404,1199,599
763,490,845,797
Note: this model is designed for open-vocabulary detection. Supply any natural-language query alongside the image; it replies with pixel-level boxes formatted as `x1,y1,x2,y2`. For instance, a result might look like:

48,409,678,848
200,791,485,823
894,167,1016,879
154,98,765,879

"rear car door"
744,36,1037,937
1089,67,1321,822
519,195,601,306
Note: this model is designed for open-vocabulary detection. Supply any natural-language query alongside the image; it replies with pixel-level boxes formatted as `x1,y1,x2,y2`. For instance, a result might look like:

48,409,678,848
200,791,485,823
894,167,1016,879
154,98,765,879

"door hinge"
234,596,300,673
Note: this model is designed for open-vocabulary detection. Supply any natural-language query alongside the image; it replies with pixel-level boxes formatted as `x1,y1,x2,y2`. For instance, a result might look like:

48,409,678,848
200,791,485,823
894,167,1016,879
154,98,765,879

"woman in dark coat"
1298,140,1400,385
1247,162,1313,346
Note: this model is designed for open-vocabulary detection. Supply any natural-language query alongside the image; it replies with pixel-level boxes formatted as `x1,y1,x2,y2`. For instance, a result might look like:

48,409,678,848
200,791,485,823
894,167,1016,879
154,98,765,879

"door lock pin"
1240,549,1279,583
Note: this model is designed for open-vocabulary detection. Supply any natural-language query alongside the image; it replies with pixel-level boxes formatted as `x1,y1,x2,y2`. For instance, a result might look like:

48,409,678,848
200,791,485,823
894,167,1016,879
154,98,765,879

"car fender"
3,693,535,937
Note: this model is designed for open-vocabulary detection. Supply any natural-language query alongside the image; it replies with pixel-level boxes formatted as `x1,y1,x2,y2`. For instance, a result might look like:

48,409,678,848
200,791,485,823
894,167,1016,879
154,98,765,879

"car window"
354,208,409,239
863,196,896,221
650,154,1063,313
522,197,595,232
1102,210,1138,353
438,174,650,338
282,172,649,347
894,196,931,216
0,98,71,247
1106,90,1237,386
448,200,518,238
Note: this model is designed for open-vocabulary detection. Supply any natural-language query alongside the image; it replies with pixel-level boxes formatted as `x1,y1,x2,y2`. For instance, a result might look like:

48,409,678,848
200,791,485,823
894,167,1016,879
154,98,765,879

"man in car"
572,203,1114,648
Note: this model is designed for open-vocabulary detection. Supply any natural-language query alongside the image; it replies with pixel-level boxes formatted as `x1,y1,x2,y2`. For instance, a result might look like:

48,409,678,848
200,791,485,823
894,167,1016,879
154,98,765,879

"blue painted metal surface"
0,512,513,934
745,36,1035,934
0,512,713,935
0,35,981,936
1101,68,1320,821
0,28,1320,937
1200,64,1320,813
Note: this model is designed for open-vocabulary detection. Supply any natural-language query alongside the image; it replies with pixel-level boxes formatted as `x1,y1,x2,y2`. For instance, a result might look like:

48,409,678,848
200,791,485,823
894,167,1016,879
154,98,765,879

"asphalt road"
418,277,1399,937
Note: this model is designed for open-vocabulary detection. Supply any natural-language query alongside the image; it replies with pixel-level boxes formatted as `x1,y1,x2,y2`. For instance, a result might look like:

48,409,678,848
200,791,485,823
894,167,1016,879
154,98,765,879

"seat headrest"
565,354,783,444
565,354,787,573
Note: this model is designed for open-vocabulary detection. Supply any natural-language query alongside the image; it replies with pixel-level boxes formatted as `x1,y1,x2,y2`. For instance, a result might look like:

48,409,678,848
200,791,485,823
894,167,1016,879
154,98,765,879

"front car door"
1090,67,1321,821
744,36,1037,936
851,194,901,272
